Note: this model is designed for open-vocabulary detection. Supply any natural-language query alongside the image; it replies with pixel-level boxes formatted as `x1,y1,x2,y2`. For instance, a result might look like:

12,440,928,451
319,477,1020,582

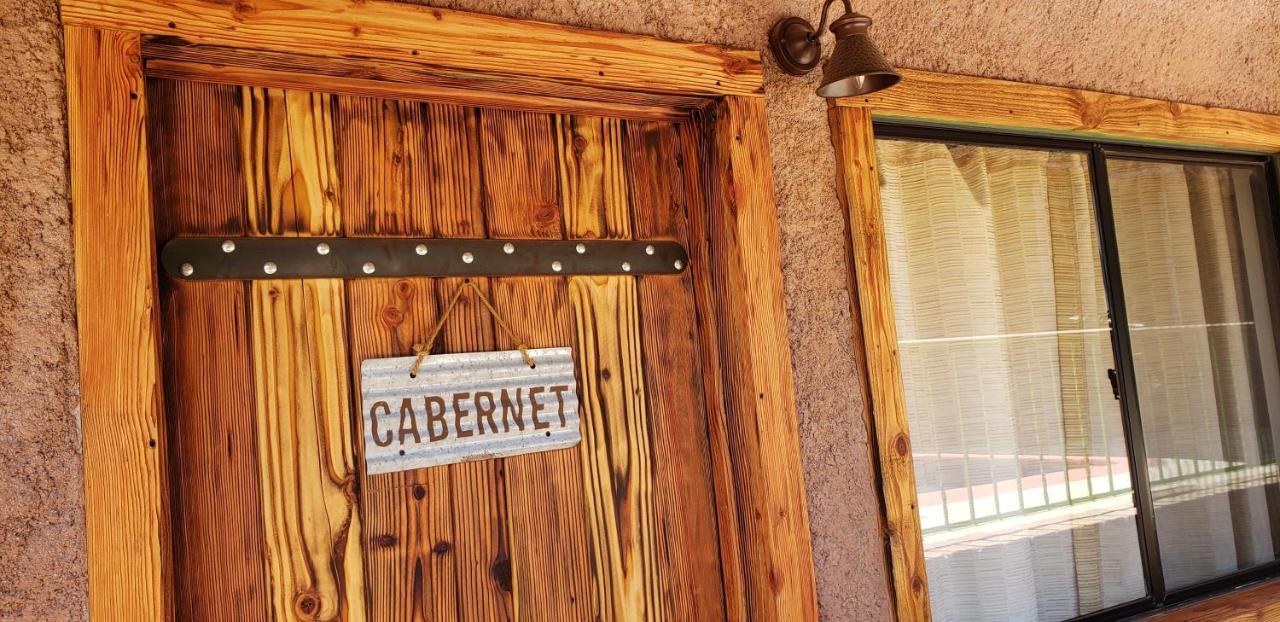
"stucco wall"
1,1,1277,620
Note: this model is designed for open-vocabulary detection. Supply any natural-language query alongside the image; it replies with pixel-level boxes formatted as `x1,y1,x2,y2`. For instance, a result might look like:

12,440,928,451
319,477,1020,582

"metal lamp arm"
810,0,855,40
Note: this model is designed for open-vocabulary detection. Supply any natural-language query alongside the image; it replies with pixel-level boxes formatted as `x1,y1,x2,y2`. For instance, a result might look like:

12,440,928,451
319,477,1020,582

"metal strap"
162,237,688,280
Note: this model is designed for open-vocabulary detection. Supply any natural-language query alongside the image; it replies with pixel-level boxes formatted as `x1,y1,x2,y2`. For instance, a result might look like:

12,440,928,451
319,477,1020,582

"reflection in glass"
877,139,1146,620
1108,159,1280,590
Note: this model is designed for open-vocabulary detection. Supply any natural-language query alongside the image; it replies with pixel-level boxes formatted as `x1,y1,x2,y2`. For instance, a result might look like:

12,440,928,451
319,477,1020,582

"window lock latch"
1107,368,1121,400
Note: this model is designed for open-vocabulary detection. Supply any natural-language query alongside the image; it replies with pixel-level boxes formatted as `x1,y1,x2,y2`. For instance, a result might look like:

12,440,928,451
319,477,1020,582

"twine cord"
410,279,535,378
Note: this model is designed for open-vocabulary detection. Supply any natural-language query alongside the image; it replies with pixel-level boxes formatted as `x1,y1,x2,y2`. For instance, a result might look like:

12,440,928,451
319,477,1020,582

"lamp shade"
816,13,900,98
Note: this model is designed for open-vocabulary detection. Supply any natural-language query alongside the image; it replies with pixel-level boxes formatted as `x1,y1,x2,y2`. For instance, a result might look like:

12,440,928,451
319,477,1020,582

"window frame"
829,73,1280,622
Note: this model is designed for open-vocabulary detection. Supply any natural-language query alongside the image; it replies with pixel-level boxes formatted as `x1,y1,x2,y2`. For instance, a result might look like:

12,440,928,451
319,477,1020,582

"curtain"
876,140,1144,620
1108,160,1280,589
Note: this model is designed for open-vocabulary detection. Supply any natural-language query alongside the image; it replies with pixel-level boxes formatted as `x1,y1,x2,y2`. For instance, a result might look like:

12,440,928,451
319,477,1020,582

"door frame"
61,1,817,619
828,68,1280,621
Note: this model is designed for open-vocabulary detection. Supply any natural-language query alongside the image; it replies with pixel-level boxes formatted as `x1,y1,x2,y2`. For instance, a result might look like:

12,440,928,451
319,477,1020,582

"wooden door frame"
828,68,1280,621
61,1,818,619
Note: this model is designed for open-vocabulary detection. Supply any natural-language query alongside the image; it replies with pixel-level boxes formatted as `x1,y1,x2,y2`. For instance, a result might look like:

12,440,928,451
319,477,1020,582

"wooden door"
149,77,730,621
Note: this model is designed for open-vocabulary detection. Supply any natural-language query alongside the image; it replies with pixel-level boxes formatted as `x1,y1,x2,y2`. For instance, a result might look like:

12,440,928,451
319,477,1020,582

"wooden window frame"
61,1,818,619
829,68,1280,621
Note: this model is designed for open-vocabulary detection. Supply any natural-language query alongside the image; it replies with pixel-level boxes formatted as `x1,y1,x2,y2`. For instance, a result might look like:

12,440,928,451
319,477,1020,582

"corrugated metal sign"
359,348,581,474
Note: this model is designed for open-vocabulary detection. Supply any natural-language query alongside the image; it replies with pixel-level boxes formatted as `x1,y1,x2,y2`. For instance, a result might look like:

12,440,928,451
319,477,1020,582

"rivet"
551,260,563,272
503,242,515,254
263,261,278,275
462,252,475,264
415,244,428,256
180,263,194,277
622,261,632,272
362,262,376,274
221,240,236,253
645,244,655,255
674,259,684,271
316,242,330,255
575,243,586,254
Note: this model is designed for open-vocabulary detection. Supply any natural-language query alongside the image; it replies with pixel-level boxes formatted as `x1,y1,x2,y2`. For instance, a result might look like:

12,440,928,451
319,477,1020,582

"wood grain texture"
145,56,694,122
335,94,458,622
250,278,367,622
345,276,456,622
60,0,763,97
242,88,341,236
1144,578,1280,621
64,25,173,622
828,105,930,622
697,97,819,620
244,84,366,621
836,68,1280,153
560,114,663,621
148,77,270,622
429,106,512,622
479,107,598,620
625,119,727,620
678,118,748,622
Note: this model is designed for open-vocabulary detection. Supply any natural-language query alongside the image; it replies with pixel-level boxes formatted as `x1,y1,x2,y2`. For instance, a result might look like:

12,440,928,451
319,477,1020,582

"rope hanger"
410,279,535,378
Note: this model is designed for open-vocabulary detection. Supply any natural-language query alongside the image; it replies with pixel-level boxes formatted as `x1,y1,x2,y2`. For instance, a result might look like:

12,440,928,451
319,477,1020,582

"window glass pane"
877,138,1146,620
1107,158,1280,590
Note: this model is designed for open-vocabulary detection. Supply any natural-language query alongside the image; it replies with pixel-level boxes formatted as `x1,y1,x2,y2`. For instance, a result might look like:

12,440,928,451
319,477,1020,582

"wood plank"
697,96,819,620
335,94,457,622
144,57,693,122
559,114,663,620
1144,578,1280,621
242,88,341,236
345,276,455,622
480,108,599,620
64,25,173,621
678,117,748,622
148,77,269,622
625,119,727,620
425,104,513,621
835,68,1280,153
244,85,366,621
828,105,930,622
60,0,763,98
250,278,367,622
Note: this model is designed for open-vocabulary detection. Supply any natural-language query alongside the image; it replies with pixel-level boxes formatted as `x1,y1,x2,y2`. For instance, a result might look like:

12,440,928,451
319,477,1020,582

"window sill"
1140,578,1280,621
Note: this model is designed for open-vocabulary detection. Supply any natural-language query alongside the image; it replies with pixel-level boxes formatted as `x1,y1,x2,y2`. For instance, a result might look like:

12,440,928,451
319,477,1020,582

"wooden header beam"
836,68,1280,153
60,0,762,98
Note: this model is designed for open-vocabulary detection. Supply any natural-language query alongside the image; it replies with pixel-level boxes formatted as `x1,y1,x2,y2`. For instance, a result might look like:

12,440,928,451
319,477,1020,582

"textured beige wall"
1,0,1277,620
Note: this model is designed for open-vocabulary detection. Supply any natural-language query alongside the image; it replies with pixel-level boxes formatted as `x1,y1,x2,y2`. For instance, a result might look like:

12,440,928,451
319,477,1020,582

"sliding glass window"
874,127,1280,621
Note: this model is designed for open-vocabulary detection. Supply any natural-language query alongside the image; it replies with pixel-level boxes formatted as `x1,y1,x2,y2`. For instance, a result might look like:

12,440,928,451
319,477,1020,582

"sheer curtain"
1108,160,1280,589
876,139,1145,621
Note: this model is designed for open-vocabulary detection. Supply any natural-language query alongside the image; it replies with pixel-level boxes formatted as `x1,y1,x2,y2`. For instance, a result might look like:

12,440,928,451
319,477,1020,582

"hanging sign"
359,348,581,474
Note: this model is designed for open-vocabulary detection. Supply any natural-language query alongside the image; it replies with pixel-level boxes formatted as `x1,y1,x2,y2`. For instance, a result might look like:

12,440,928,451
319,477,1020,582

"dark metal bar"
874,121,1274,165
1089,144,1167,605
161,237,689,280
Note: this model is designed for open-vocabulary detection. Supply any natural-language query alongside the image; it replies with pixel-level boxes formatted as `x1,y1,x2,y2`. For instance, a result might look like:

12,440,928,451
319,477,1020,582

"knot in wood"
292,590,323,619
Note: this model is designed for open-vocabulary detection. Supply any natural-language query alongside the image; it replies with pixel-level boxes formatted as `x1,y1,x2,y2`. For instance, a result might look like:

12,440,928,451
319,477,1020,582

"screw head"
362,262,376,274
415,244,428,256
551,260,563,273
503,242,515,254
575,243,586,254
263,261,278,275
221,240,236,253
645,244,655,255
316,242,330,255
622,261,632,272
462,252,474,264
180,263,194,277
674,259,684,271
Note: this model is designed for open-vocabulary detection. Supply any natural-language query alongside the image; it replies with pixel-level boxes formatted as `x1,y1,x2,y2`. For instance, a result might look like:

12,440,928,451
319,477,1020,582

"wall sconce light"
768,0,900,98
